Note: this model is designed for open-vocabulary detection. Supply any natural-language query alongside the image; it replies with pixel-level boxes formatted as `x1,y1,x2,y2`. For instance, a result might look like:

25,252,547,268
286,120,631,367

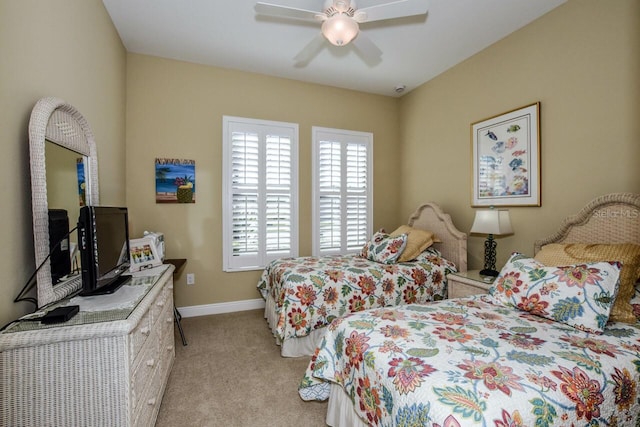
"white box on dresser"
0,265,175,427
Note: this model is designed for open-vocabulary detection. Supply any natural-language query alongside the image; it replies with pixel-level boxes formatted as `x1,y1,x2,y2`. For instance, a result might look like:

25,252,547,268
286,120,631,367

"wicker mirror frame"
28,97,99,307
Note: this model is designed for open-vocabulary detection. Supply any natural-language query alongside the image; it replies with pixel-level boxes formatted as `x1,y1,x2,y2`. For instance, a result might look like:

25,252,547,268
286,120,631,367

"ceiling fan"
255,0,429,65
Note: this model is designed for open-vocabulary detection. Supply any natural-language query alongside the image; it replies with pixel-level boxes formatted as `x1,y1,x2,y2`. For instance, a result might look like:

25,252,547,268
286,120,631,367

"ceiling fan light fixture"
321,13,359,46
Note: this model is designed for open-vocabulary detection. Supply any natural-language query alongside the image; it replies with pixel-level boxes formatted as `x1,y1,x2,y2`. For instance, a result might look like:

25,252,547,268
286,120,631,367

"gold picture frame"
471,102,541,207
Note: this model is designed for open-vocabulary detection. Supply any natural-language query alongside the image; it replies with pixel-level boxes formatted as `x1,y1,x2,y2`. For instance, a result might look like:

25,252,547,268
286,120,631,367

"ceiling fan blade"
354,0,429,23
255,2,324,22
294,33,326,66
351,33,383,64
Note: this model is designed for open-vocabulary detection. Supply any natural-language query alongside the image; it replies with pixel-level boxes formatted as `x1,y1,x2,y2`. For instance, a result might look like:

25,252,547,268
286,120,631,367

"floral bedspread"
258,248,456,342
299,295,640,426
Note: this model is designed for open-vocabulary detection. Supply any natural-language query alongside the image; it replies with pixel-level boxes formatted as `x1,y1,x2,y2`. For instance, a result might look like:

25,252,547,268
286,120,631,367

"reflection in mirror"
45,142,85,281
29,97,99,307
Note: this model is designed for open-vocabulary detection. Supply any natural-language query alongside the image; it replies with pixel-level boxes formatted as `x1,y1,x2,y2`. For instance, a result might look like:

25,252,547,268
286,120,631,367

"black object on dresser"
48,209,71,284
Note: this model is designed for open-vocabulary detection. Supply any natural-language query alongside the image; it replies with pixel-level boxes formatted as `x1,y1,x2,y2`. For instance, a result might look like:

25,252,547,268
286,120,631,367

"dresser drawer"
129,308,152,363
159,304,174,342
133,358,163,427
131,326,160,413
132,302,174,427
159,304,175,376
150,284,170,326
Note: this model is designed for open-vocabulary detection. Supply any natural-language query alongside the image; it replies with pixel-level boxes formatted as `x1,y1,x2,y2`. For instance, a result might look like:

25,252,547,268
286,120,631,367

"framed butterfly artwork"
471,102,541,207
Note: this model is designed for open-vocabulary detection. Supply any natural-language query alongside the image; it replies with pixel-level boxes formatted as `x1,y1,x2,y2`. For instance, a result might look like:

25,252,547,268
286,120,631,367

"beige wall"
125,54,401,307
0,0,126,326
399,0,640,271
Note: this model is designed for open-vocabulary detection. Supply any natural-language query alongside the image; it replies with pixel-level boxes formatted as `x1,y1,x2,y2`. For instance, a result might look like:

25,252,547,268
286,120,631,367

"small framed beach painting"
155,158,196,203
471,102,541,207
76,158,86,206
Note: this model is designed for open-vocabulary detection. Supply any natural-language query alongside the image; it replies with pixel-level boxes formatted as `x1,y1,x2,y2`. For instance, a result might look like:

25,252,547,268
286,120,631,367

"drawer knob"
167,345,174,351
166,317,173,323
140,327,150,336
156,300,165,307
146,359,156,367
168,285,174,290
147,397,157,406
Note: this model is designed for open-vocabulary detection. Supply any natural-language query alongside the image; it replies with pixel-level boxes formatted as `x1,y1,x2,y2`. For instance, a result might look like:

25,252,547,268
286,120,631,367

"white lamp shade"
322,14,359,46
470,209,513,236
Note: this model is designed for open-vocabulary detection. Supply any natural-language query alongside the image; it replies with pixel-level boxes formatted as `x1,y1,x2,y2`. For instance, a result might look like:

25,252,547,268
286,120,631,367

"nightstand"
447,270,495,298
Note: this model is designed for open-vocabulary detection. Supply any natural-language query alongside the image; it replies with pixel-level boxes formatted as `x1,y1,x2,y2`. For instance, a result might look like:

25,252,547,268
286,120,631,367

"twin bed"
258,202,468,357
295,193,640,426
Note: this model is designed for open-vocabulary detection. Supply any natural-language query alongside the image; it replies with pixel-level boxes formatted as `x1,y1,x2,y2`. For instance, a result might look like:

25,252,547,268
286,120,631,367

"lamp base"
479,268,499,277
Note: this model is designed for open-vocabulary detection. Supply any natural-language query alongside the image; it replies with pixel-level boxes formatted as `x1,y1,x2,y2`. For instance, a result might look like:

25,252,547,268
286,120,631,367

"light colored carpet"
155,309,328,427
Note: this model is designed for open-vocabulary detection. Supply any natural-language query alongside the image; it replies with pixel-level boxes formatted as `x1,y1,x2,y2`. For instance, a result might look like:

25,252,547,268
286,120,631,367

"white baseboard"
176,298,265,318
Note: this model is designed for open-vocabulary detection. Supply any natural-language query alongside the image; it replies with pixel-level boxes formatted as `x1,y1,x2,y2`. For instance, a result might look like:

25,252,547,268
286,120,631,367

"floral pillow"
489,252,622,333
362,230,408,264
535,243,640,324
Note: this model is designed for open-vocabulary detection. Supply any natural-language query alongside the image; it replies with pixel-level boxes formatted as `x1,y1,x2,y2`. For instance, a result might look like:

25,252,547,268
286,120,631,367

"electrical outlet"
186,273,195,285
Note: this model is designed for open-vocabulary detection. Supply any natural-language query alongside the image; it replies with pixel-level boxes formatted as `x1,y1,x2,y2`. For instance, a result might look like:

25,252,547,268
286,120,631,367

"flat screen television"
78,206,131,296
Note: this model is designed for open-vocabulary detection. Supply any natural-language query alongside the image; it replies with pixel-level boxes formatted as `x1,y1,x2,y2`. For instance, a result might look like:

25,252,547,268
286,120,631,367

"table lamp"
470,208,513,277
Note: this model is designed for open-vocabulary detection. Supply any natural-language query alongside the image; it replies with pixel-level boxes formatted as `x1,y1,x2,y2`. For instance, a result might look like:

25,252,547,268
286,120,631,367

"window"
222,116,298,272
312,127,372,256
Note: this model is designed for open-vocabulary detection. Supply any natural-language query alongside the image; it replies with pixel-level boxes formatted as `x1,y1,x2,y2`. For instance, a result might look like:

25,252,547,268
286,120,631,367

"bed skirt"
327,384,367,427
263,294,326,357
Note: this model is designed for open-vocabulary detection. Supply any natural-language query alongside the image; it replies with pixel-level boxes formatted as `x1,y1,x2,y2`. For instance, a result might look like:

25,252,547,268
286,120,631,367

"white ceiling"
102,0,566,97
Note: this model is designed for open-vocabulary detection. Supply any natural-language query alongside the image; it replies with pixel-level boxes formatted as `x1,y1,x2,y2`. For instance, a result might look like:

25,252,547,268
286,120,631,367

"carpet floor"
155,309,329,427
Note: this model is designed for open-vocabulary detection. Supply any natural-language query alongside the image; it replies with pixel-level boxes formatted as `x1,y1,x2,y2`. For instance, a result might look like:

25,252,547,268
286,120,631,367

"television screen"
78,206,131,296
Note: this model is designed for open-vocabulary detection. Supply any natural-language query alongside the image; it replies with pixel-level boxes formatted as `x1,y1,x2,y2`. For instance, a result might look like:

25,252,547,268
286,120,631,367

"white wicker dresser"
0,265,175,427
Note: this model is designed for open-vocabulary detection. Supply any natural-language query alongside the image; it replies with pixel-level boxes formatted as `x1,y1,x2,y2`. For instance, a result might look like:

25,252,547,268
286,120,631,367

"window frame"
222,116,299,272
311,126,373,256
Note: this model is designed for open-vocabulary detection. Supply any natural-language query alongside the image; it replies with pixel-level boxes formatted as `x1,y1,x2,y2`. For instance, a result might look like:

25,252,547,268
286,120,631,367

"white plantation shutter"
318,141,342,250
265,135,292,255
319,195,341,250
223,116,298,271
346,143,369,251
312,127,372,255
231,132,259,265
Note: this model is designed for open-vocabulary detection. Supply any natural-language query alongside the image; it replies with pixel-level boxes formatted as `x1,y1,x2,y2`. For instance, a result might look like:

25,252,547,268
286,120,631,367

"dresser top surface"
2,265,172,338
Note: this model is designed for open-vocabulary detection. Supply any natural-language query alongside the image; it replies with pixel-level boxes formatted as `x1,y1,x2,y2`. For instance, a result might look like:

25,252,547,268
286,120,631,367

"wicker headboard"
534,193,640,253
407,202,468,272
